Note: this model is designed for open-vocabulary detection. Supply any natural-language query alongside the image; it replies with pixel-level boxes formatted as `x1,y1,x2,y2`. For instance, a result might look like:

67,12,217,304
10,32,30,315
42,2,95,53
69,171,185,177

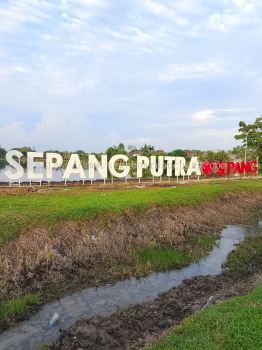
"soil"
51,270,262,350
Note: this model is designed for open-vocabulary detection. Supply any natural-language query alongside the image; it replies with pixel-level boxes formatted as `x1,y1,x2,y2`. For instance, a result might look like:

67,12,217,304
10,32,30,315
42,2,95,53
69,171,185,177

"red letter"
233,162,247,175
216,161,227,175
246,160,258,174
226,162,235,175
202,161,214,175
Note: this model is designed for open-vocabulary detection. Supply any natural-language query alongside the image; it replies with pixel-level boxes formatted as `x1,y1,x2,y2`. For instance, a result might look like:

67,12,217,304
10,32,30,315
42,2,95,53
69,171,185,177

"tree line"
0,117,261,169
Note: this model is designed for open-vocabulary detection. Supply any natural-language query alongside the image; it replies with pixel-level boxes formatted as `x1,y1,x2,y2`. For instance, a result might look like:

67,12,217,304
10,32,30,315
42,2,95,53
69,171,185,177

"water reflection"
0,166,102,183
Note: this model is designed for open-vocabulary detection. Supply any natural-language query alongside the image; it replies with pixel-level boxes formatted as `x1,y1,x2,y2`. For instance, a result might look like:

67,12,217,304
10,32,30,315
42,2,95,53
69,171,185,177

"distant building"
129,150,141,157
185,150,198,158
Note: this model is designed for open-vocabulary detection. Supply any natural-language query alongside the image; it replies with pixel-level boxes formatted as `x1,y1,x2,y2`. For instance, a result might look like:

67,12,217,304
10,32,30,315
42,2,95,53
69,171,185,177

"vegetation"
1,116,261,173
132,246,189,271
147,224,262,350
147,282,262,350
0,180,261,246
0,293,39,329
168,149,188,159
0,147,6,169
0,181,260,331
226,235,262,273
106,143,127,159
235,117,262,165
198,150,230,162
122,234,217,275
0,147,6,159
140,143,155,157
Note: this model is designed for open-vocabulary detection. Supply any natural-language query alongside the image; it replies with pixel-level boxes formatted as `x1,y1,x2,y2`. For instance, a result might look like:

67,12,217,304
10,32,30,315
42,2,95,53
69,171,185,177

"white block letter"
88,154,108,179
187,157,201,176
151,156,164,177
46,153,63,180
5,150,24,180
175,157,186,177
28,152,44,180
63,154,86,179
137,156,149,178
165,156,177,177
109,155,130,178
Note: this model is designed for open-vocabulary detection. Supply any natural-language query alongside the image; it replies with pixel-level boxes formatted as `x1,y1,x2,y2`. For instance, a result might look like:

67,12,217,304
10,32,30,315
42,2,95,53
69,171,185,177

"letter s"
5,150,24,180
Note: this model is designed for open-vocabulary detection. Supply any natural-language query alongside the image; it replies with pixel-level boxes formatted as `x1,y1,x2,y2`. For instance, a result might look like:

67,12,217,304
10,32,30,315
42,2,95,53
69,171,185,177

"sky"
0,0,261,152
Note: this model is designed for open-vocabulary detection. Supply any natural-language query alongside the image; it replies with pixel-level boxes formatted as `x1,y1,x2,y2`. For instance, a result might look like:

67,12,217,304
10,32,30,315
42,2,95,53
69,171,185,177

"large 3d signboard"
4,151,258,181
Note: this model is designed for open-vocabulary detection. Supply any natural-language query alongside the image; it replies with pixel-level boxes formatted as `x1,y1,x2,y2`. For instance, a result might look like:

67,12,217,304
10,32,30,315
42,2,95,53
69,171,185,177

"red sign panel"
202,161,258,176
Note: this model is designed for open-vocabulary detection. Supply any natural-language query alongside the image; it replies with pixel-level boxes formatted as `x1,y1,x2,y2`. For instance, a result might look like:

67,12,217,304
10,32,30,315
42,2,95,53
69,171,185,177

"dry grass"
0,191,261,302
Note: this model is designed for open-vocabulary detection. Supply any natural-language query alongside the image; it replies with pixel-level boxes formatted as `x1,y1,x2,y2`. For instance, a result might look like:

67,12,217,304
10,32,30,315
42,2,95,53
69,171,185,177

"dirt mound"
52,272,261,350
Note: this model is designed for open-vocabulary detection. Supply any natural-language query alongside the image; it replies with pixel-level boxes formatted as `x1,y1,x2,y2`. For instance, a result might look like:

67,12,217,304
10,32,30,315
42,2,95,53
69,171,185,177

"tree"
117,143,126,154
198,151,216,162
0,147,6,159
0,147,6,169
140,144,155,157
14,146,35,156
235,117,262,164
106,143,127,159
214,150,230,161
231,146,257,161
168,149,187,158
127,145,137,152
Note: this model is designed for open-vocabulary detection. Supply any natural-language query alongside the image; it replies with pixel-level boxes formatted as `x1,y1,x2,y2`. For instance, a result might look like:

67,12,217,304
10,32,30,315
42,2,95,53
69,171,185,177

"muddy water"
0,218,261,350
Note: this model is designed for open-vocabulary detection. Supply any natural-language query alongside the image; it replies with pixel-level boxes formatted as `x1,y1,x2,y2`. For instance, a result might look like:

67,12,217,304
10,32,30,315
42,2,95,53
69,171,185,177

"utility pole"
244,133,248,164
244,132,250,177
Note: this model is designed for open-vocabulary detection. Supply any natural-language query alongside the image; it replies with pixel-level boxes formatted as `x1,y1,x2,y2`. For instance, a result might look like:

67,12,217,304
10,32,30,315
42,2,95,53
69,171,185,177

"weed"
0,294,39,328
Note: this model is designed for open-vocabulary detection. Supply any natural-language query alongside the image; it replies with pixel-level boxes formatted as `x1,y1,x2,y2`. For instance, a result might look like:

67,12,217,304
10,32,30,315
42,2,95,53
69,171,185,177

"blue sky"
0,0,261,152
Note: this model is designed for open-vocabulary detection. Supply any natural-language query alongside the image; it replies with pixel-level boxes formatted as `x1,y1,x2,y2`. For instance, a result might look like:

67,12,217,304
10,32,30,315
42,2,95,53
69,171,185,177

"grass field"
0,179,261,246
0,294,39,329
147,282,262,350
0,179,261,331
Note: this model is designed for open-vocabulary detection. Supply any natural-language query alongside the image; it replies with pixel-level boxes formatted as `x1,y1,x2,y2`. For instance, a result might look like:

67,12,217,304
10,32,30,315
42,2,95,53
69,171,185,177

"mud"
51,270,261,350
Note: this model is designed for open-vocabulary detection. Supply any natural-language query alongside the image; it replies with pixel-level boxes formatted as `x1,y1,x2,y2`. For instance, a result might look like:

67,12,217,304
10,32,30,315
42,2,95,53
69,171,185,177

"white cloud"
125,27,153,43
192,109,217,123
225,0,257,15
157,62,227,81
0,110,91,150
73,0,108,7
143,0,170,16
0,65,30,80
208,0,261,32
143,0,189,26
0,0,53,32
0,0,261,151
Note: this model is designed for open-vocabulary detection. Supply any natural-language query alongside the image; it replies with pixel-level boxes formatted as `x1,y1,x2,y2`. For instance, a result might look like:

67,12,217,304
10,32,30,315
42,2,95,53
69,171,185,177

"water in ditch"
0,217,261,350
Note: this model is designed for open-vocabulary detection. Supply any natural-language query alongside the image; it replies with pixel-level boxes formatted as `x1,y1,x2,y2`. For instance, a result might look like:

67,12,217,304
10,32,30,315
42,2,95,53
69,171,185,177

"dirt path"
51,270,261,350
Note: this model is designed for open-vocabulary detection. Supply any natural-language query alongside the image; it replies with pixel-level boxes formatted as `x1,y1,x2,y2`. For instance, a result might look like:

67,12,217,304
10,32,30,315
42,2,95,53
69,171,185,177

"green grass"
114,234,217,276
132,245,190,270
0,293,39,329
128,234,217,273
147,283,262,350
0,179,261,246
194,234,216,248
226,235,262,273
188,234,218,261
